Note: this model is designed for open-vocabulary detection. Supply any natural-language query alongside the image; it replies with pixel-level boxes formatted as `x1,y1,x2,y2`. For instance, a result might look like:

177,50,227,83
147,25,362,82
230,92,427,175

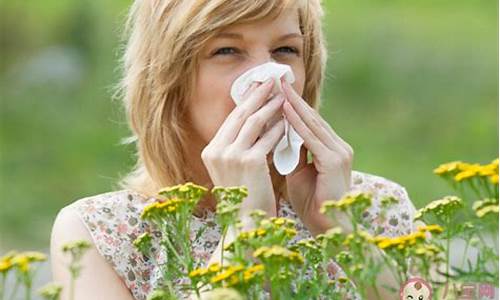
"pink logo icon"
400,277,432,300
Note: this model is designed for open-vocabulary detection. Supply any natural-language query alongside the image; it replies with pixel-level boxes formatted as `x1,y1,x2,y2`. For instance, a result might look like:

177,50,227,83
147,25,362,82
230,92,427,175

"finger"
281,78,351,151
241,81,261,100
251,119,286,155
284,100,352,164
282,100,328,156
212,78,275,146
233,94,285,149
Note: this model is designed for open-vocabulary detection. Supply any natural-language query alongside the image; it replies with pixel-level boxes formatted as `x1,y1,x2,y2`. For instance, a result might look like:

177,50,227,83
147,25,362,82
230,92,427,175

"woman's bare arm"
50,206,136,300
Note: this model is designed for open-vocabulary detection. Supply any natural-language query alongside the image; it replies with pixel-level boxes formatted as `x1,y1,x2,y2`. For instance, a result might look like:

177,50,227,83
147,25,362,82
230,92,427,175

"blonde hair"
114,0,328,199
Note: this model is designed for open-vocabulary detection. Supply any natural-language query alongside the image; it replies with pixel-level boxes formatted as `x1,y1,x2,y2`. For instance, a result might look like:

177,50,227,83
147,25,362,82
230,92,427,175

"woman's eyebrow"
214,32,304,41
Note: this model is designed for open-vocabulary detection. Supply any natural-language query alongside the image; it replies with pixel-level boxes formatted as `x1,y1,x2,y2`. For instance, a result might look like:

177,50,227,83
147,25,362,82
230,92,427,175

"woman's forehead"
217,10,301,37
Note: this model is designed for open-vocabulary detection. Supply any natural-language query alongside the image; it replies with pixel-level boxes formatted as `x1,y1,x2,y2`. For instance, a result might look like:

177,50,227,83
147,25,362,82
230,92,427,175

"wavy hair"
114,0,328,199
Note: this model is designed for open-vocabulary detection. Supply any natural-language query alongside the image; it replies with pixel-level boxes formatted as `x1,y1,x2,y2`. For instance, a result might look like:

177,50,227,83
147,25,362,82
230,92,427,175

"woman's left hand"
280,78,354,236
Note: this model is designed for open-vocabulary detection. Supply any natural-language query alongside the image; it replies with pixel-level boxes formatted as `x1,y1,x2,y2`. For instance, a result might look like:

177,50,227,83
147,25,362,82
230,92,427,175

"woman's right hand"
201,78,286,219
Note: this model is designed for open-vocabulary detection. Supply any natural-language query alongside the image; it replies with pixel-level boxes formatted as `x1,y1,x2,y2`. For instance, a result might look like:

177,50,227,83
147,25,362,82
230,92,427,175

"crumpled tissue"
230,62,304,175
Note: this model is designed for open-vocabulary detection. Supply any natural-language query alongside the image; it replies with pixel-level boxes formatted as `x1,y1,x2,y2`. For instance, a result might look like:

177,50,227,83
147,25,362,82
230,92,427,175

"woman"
50,0,420,299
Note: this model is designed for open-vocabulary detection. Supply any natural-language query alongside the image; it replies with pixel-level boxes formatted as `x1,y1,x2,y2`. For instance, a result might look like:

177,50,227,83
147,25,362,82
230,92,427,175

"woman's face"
187,8,306,145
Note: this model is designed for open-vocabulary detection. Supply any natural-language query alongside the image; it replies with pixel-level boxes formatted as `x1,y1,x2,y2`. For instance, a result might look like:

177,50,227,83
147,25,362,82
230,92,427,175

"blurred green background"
0,0,497,251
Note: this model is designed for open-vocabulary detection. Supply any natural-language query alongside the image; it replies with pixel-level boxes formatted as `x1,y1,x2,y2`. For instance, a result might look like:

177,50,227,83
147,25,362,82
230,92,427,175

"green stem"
479,176,494,198
181,217,194,271
162,231,189,272
377,249,401,285
69,267,76,300
220,226,228,268
24,278,31,300
467,179,482,199
476,231,489,249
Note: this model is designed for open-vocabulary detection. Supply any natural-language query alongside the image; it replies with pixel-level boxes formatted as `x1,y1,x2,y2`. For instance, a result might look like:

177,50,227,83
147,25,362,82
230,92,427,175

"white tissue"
230,62,304,175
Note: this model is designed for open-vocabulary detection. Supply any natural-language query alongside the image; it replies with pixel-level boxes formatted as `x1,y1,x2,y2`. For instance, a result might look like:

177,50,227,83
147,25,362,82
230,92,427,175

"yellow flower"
478,164,498,176
211,186,249,203
256,228,267,236
284,228,297,238
62,240,91,254
381,196,399,207
375,232,426,250
320,191,372,213
357,230,375,243
249,209,267,221
12,255,30,273
253,245,304,264
208,263,222,273
414,196,462,221
338,277,349,283
141,198,183,219
377,238,398,250
243,264,264,282
490,174,499,185
0,260,11,273
271,217,286,226
210,264,244,284
8,251,48,274
189,263,223,278
472,198,498,211
158,182,208,200
189,267,208,278
38,282,63,299
476,205,499,218
417,224,444,234
0,251,17,273
454,167,480,182
141,202,159,219
0,251,47,273
415,244,442,257
297,238,320,250
433,161,464,175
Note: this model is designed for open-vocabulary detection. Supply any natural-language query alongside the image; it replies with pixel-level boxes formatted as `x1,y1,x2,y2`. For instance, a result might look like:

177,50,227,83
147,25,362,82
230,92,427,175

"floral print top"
71,169,418,299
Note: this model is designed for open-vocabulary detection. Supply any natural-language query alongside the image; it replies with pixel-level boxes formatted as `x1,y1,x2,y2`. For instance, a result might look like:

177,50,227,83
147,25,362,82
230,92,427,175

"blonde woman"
50,0,421,299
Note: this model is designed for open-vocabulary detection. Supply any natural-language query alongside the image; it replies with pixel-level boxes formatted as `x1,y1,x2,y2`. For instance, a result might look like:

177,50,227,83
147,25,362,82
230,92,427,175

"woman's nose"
249,51,277,68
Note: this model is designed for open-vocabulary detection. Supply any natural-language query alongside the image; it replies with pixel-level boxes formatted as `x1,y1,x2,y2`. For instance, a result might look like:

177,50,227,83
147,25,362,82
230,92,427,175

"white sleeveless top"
70,170,418,299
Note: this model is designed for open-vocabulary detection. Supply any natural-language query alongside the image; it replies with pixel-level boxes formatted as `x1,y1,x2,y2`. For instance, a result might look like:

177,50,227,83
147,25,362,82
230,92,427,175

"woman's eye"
213,47,238,56
275,46,300,55
213,46,300,57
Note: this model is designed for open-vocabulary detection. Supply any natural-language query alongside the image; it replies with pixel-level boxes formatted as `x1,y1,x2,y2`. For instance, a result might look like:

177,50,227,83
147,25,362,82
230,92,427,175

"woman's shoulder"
65,189,155,254
350,169,410,200
68,189,151,213
55,189,160,298
350,169,417,235
68,189,156,235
